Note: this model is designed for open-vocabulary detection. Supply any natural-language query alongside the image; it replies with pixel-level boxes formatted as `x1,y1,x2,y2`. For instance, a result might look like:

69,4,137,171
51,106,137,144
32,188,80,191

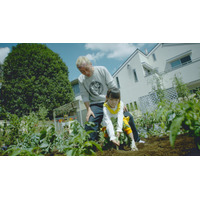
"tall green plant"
152,72,165,102
172,75,190,98
1,43,74,118
64,121,102,156
156,96,200,149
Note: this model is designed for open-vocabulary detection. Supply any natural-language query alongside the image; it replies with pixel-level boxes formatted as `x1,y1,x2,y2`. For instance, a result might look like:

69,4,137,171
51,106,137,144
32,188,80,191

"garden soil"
96,134,200,156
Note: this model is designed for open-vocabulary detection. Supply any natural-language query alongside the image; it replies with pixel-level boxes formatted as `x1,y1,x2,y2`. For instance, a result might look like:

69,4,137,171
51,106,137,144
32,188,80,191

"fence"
53,99,87,132
138,87,178,113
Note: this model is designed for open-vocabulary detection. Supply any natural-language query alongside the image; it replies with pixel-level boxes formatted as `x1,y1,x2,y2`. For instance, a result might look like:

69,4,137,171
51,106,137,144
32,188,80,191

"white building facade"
72,43,200,114
113,43,200,109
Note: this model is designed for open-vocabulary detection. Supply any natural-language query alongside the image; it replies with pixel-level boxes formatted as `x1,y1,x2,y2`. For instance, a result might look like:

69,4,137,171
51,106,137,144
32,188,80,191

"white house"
113,43,200,109
72,43,200,114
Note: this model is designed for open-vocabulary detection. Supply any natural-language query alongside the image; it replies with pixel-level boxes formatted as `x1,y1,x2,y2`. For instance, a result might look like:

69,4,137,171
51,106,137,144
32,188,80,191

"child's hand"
111,139,120,146
117,132,120,138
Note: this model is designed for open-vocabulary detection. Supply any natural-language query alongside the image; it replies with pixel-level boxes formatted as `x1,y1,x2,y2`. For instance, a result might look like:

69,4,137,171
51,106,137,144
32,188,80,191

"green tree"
1,43,74,118
0,63,3,83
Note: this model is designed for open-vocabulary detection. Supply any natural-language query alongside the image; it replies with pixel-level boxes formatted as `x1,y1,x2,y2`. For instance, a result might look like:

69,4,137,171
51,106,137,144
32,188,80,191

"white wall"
113,43,200,105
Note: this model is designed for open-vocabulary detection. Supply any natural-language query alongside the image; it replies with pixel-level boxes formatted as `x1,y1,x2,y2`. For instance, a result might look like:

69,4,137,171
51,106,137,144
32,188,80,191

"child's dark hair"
106,88,121,100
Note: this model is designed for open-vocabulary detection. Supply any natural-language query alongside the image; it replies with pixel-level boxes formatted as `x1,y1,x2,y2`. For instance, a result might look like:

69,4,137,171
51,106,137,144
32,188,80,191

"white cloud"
0,47,10,64
85,43,139,60
85,52,104,62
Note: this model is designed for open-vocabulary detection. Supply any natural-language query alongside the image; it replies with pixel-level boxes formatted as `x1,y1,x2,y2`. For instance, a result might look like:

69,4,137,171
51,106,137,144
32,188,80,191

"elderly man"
76,56,144,143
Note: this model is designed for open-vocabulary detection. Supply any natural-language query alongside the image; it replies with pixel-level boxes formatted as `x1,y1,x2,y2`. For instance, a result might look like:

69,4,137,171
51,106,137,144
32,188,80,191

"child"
102,88,138,151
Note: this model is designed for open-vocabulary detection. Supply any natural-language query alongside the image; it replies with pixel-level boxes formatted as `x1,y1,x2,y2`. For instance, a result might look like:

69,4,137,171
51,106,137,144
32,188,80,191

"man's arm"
84,102,95,121
78,78,94,121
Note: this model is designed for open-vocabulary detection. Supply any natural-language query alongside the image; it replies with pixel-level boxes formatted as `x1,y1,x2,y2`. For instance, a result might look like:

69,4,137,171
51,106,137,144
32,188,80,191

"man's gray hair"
76,56,92,67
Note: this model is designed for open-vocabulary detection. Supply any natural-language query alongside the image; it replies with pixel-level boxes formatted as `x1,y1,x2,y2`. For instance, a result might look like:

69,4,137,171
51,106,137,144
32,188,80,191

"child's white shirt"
102,100,124,141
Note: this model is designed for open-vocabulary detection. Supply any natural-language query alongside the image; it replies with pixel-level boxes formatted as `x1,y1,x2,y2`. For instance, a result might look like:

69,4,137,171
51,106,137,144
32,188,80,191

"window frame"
133,69,138,82
116,77,120,88
152,53,156,61
170,54,192,68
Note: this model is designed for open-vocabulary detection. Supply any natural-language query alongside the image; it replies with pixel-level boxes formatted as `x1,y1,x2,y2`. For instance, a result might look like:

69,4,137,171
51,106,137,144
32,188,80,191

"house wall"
162,61,200,89
114,52,153,104
73,43,200,115
147,43,199,73
113,43,200,105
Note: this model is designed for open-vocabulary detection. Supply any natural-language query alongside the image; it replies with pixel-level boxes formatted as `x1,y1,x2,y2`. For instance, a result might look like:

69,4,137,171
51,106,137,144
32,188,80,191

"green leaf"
40,141,49,148
66,149,74,156
10,149,21,156
169,116,184,147
90,141,103,152
40,129,47,140
161,122,165,129
84,141,93,147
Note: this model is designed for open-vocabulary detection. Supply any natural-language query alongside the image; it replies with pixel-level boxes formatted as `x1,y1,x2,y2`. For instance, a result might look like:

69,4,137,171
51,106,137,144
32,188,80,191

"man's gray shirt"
78,66,117,104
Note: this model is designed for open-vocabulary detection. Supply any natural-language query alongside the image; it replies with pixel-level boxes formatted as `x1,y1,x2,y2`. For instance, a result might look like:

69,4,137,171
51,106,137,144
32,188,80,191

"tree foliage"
0,63,3,82
1,43,74,118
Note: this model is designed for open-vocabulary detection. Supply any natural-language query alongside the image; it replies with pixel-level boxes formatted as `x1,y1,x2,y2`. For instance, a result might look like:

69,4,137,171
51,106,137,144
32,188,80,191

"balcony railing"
165,57,200,73
143,57,200,79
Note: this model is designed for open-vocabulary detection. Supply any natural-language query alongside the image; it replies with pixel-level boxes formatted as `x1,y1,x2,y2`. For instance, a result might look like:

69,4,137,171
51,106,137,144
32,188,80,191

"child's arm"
116,101,124,133
102,106,117,141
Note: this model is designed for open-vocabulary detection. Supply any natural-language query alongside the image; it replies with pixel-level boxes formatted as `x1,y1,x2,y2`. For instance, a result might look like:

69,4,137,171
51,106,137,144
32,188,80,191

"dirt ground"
96,134,200,156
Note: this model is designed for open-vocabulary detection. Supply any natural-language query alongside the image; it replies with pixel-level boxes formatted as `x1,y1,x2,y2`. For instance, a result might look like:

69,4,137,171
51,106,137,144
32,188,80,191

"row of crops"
134,91,200,149
0,91,200,156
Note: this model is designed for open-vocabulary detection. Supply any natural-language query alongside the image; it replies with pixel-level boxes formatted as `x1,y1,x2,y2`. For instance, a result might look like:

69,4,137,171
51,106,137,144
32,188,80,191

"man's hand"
84,102,95,121
86,107,95,121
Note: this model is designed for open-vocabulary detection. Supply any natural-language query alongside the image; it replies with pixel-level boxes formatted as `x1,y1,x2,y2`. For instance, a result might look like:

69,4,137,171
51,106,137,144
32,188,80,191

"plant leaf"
40,141,49,148
66,149,73,156
169,116,184,147
90,141,103,152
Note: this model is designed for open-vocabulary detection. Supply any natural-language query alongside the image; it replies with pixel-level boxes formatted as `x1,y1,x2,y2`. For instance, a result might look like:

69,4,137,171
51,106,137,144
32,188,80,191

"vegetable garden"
1,90,200,156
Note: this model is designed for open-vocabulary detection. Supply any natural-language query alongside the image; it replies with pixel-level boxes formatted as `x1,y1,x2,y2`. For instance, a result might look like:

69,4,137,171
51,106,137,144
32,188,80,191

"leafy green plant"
134,109,165,138
172,74,190,98
64,121,102,156
0,109,104,156
151,72,166,102
99,117,131,150
0,112,103,156
156,96,200,149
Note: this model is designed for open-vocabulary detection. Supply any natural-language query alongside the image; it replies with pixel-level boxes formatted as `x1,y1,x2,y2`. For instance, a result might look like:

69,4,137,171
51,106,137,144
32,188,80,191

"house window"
144,67,151,76
116,77,120,88
126,104,130,111
133,69,138,82
134,101,138,110
170,55,191,68
152,53,156,61
130,102,134,111
72,84,80,96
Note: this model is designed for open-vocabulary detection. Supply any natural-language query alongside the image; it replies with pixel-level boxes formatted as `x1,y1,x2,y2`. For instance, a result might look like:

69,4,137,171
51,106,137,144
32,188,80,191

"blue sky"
0,43,157,81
